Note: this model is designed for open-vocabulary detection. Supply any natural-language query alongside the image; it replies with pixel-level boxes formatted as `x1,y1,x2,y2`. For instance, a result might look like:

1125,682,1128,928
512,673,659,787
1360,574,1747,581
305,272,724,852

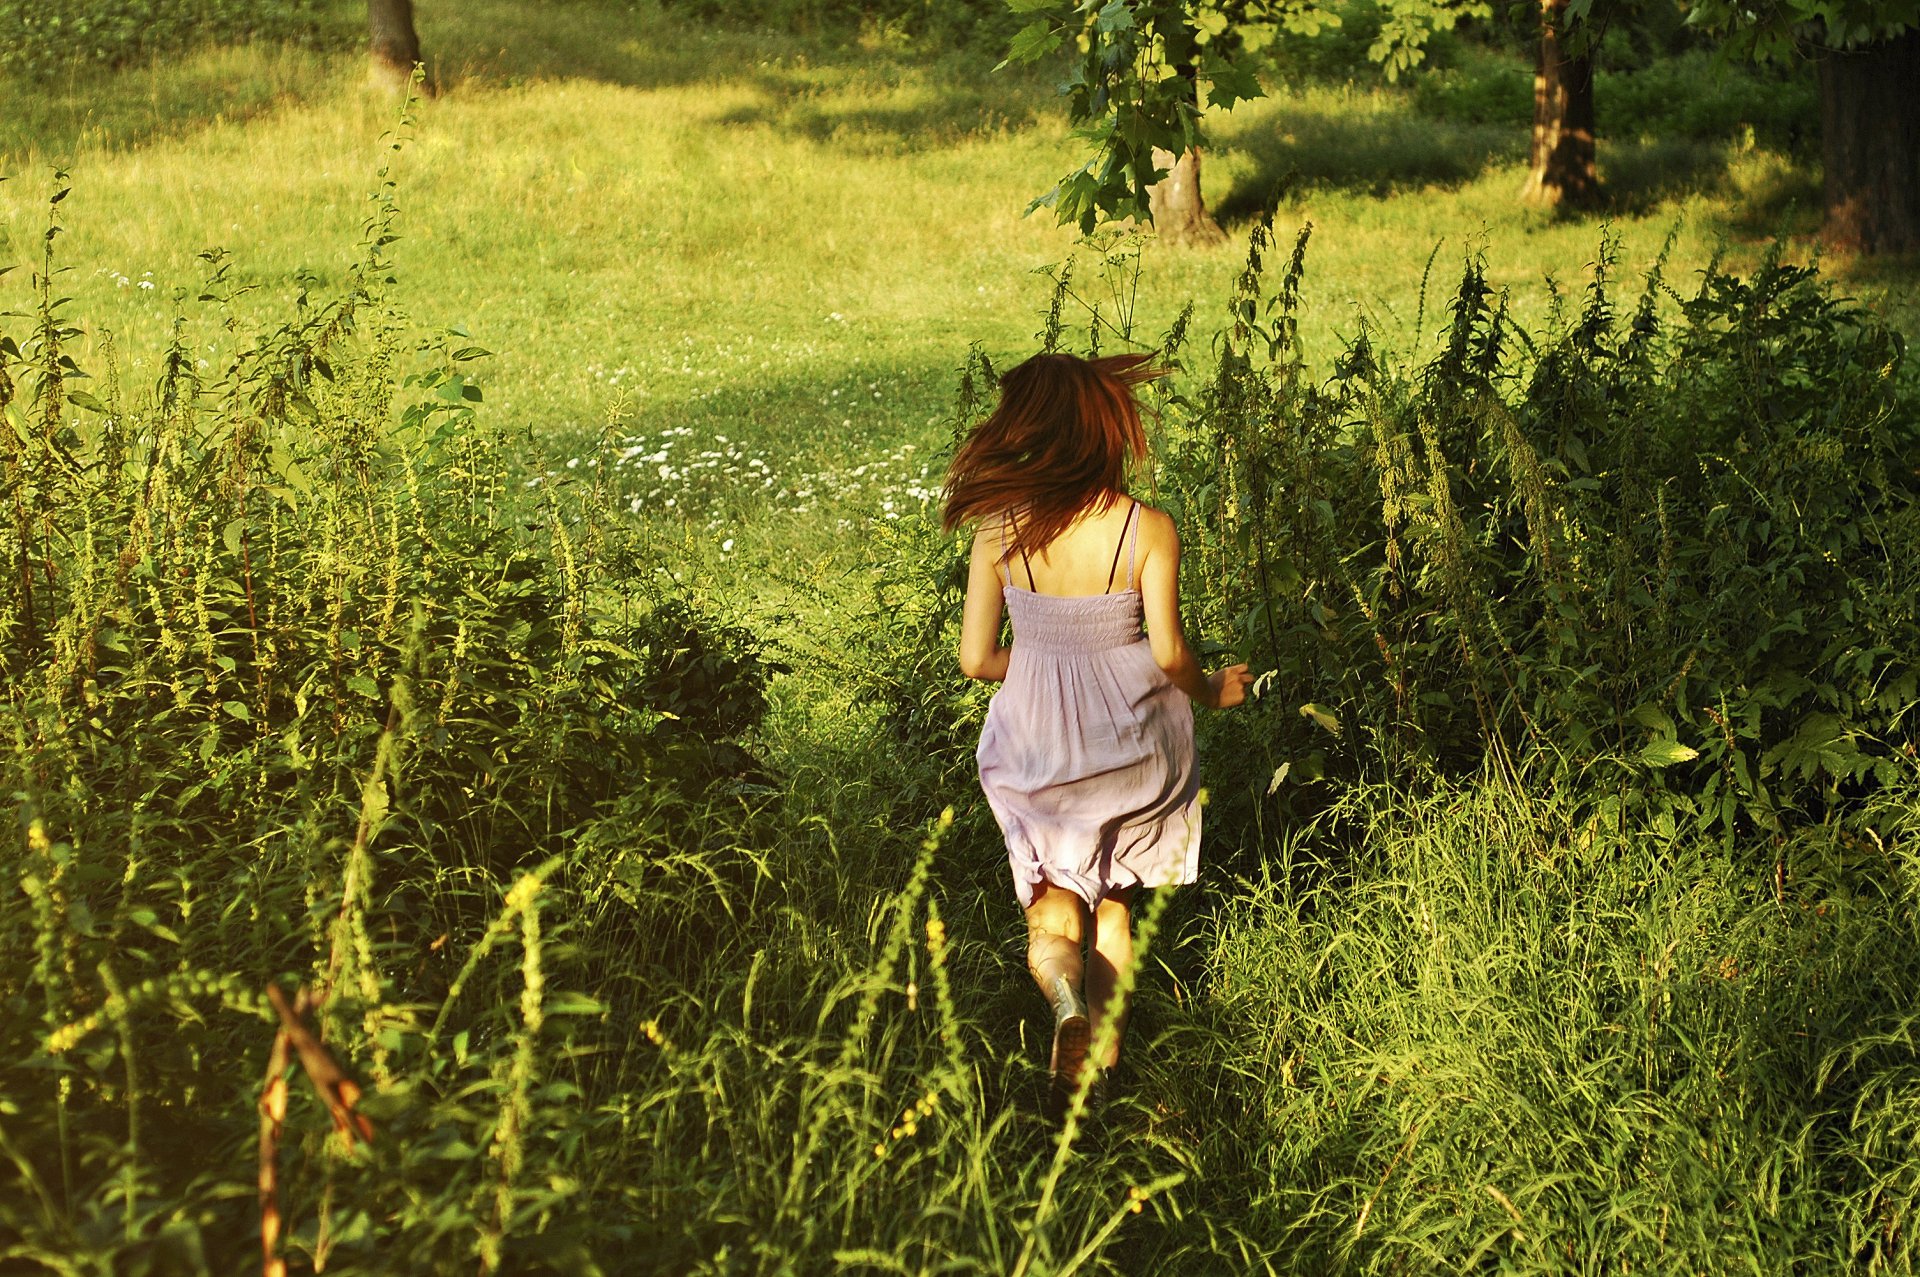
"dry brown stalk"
258,1019,293,1277
267,984,375,1145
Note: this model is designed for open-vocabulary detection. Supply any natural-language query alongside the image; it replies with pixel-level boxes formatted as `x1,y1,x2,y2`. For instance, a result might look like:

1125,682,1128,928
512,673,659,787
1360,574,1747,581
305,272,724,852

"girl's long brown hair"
941,351,1163,563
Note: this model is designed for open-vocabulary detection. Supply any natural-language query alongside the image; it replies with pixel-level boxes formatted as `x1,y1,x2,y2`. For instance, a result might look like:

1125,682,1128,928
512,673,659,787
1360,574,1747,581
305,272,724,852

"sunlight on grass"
3,8,1918,1270
0,0,1911,551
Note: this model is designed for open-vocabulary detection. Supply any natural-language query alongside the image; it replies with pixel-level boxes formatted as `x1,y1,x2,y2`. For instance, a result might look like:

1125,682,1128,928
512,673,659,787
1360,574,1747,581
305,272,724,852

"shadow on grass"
432,0,1053,151
1,2,1049,169
1211,99,1525,223
0,43,352,166
1599,137,1823,233
1208,93,1835,257
710,75,1048,155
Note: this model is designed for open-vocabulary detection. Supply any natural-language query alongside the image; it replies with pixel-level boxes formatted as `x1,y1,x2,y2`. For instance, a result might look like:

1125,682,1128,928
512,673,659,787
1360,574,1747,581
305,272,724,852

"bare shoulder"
1132,503,1180,550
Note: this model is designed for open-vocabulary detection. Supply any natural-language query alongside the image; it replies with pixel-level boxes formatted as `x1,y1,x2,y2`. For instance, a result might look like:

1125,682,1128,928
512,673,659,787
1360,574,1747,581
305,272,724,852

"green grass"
4,0,1911,571
4,7,1919,1272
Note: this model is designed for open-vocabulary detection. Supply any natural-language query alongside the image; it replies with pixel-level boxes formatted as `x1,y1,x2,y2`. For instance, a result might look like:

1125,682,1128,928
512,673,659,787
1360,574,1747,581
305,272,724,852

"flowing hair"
941,351,1164,563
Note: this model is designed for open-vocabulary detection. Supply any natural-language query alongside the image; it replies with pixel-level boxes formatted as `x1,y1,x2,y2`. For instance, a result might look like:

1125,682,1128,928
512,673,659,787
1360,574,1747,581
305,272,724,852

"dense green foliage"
0,0,326,79
1412,46,1817,146
1,21,1918,1274
0,168,789,1270
1677,0,1918,59
1211,777,1920,1273
998,0,1454,229
1160,216,1919,843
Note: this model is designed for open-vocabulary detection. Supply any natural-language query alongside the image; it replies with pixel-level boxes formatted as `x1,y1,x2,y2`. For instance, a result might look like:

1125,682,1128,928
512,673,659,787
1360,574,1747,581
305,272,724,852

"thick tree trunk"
1148,147,1228,248
1519,0,1600,209
368,0,430,96
1819,31,1920,254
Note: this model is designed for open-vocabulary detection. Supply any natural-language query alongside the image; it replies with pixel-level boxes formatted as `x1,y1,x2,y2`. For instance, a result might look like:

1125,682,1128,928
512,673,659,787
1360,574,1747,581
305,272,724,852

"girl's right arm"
958,526,1012,682
1137,507,1251,709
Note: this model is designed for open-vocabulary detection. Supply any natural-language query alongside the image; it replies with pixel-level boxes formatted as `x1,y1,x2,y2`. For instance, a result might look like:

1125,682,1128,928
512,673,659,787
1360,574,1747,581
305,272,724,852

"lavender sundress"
976,504,1201,909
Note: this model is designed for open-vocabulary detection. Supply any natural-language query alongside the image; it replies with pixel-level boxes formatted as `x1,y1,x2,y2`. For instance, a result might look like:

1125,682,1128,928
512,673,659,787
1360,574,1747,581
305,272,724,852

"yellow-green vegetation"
4,0,1909,549
4,3,1920,1274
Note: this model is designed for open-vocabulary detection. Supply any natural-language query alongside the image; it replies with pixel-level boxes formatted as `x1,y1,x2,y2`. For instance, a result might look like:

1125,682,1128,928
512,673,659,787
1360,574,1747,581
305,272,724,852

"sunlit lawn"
2,0,1909,566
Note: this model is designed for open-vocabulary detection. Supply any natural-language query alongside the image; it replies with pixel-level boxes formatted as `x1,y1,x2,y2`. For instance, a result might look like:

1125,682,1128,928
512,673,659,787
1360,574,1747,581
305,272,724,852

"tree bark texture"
1819,31,1920,254
1148,148,1228,248
1519,0,1599,209
368,0,430,96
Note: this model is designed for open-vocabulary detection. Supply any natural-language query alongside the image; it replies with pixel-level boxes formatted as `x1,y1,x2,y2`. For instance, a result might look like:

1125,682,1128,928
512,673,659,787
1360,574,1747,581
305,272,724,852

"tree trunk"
1148,147,1228,248
1519,0,1600,209
368,0,430,97
1818,31,1920,254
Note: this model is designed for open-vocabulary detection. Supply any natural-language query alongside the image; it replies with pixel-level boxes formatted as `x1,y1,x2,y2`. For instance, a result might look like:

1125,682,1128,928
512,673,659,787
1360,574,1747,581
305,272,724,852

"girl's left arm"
958,527,1011,682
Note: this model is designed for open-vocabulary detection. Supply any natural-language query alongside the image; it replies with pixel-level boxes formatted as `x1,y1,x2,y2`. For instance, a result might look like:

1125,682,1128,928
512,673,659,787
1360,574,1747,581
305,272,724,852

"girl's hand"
1207,664,1253,709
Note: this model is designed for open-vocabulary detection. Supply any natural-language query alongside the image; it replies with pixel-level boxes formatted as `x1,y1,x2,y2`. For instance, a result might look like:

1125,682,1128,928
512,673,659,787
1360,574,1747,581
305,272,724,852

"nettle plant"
0,160,781,1268
1156,215,1919,846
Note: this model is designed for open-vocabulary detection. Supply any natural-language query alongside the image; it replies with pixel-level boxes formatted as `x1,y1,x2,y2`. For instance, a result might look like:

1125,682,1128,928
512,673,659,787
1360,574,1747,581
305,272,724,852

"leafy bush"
0,0,325,79
1155,217,1918,848
0,162,787,1269
1411,46,1816,146
0,153,1244,1275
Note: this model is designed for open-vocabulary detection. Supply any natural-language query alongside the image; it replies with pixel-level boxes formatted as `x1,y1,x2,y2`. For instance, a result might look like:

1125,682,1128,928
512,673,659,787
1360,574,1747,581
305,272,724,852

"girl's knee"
1025,883,1088,942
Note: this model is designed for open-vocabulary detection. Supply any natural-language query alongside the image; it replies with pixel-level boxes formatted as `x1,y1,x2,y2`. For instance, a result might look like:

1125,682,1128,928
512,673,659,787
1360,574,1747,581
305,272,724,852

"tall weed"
1155,215,1919,853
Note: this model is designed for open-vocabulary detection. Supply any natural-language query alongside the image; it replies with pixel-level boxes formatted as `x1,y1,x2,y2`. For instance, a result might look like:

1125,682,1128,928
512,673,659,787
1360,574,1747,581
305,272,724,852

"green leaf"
65,390,108,413
1005,19,1063,64
1006,0,1059,11
1204,61,1261,111
1639,739,1699,767
1299,702,1341,736
543,993,608,1017
1628,704,1675,736
221,700,251,722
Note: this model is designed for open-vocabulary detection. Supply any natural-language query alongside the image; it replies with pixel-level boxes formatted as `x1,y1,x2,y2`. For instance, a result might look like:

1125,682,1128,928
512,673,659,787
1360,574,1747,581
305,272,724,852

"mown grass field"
6,0,1909,567
4,3,1920,1274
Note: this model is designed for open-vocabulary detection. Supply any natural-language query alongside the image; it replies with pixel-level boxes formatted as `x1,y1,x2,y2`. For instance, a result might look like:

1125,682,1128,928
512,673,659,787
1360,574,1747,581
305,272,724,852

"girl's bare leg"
1087,889,1135,1071
1024,884,1090,1093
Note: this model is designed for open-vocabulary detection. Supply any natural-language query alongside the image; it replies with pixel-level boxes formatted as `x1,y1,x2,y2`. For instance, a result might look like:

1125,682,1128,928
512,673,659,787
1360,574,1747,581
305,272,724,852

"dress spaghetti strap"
1126,501,1141,591
1001,512,1036,590
998,515,1013,588
1105,499,1128,595
1105,500,1138,593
